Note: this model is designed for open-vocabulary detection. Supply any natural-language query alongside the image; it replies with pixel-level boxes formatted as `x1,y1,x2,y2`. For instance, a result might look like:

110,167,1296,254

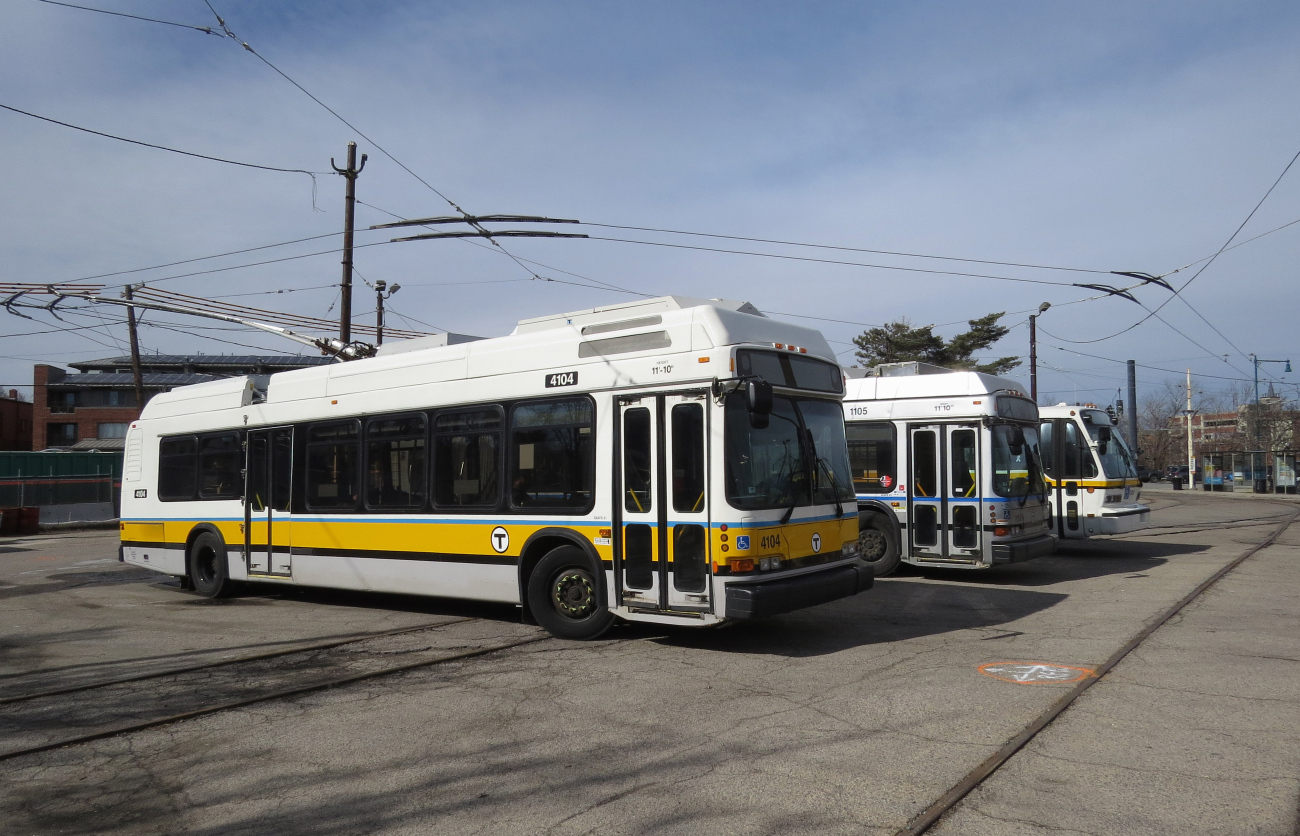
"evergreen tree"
852,312,1020,375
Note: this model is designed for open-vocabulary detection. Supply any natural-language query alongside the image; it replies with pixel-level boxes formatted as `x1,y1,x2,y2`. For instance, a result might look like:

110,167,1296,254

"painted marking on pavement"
978,662,1094,684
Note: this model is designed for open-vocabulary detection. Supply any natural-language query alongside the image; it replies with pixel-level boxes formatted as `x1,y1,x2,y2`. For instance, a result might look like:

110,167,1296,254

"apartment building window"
97,423,129,439
47,423,78,445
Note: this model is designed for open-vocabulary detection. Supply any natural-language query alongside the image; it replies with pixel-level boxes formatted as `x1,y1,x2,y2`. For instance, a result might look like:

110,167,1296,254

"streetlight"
1029,302,1050,403
375,280,400,346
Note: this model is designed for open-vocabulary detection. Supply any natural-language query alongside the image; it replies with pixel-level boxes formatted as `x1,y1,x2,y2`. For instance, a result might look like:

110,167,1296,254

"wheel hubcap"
859,530,887,562
552,570,596,619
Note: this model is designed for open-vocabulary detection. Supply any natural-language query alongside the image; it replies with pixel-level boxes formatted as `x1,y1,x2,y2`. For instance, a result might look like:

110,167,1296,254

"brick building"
33,355,333,451
0,389,33,451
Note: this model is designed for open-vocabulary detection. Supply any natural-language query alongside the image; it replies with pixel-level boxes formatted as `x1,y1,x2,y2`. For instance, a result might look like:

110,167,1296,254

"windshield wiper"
814,449,845,518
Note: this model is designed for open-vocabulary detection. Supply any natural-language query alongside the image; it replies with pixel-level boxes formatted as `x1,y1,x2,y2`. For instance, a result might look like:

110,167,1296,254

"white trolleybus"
1037,404,1149,540
119,297,869,640
841,363,1055,576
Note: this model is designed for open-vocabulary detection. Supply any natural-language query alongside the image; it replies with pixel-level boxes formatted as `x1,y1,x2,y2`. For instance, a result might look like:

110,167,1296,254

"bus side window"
366,414,427,510
198,432,243,500
671,403,706,513
623,408,652,513
305,421,361,511
434,408,501,510
158,436,198,501
912,430,938,498
847,422,895,493
510,399,595,511
1060,421,1096,479
950,429,977,498
1038,421,1056,478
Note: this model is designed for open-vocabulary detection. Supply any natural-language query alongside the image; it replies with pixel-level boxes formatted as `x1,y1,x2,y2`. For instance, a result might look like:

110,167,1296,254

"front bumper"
1085,504,1150,535
992,533,1056,564
725,561,873,619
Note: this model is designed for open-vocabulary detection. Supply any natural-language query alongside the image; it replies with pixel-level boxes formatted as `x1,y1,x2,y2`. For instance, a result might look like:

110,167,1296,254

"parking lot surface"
2,493,1297,835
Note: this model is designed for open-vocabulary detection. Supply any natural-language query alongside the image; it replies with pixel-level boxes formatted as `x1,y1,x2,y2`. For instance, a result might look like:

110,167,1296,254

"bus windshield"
991,424,1046,499
1082,410,1137,479
724,393,855,510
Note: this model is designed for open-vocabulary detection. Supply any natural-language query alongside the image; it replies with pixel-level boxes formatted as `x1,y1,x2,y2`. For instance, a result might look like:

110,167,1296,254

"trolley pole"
1126,359,1138,455
331,142,367,344
124,285,146,410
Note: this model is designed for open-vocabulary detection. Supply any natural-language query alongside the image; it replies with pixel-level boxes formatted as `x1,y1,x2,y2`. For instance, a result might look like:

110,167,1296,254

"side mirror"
746,379,773,416
1097,425,1111,455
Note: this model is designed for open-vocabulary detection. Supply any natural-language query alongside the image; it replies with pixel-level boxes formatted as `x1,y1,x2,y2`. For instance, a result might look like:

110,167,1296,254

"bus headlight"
842,540,860,557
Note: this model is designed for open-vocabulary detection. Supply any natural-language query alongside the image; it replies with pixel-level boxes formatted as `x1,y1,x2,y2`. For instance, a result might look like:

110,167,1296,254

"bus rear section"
1038,405,1150,539
843,365,1055,574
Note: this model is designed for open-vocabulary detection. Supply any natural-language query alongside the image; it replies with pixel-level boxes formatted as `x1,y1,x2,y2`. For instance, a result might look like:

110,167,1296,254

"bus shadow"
905,538,1208,587
643,579,1068,657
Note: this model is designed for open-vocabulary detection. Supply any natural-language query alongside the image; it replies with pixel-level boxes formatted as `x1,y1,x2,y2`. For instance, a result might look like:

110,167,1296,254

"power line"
0,102,325,205
64,231,341,284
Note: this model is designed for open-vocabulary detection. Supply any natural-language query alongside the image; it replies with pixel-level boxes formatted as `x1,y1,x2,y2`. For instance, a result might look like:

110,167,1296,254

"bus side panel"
290,554,518,604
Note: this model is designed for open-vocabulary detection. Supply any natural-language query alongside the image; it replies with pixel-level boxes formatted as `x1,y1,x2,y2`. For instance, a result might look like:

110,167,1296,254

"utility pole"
1126,359,1138,457
123,285,145,410
1186,369,1195,487
332,142,367,344
1028,302,1050,403
374,280,400,346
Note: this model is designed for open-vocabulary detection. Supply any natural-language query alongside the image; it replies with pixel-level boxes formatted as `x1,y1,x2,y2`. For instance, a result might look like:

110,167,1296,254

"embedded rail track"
892,495,1300,836
0,615,551,763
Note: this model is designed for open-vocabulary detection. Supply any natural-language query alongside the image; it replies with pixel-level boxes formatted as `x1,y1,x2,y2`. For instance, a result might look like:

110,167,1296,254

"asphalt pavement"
1,492,1296,835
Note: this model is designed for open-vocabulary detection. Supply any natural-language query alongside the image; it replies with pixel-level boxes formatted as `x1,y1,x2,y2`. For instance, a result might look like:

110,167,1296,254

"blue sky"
3,1,1300,409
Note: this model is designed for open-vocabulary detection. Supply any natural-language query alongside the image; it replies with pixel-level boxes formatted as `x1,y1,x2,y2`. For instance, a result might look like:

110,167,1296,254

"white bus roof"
844,369,1028,402
138,297,836,420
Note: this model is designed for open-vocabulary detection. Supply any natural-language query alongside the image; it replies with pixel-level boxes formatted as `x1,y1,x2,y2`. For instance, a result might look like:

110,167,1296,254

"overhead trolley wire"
584,236,1081,287
1052,144,1300,347
579,222,1112,275
35,0,224,35
198,2,573,294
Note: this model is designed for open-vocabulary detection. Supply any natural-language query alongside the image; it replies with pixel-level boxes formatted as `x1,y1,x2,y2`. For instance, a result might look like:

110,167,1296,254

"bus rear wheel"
189,531,234,599
528,546,614,640
858,513,901,577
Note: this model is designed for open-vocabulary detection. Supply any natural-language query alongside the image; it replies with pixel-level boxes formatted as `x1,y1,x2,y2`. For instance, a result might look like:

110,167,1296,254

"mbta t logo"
490,526,510,554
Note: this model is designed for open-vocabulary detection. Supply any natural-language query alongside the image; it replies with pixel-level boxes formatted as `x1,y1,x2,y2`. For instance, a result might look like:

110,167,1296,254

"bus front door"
908,426,944,559
946,426,982,558
616,392,712,614
908,424,983,560
245,427,293,577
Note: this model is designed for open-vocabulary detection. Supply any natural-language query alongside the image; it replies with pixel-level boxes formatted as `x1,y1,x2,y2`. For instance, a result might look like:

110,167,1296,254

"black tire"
189,531,233,599
527,545,615,640
858,512,901,577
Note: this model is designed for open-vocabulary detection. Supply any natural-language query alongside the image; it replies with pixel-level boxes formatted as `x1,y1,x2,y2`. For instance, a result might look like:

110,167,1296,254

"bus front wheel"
858,513,901,577
189,531,234,599
528,546,614,640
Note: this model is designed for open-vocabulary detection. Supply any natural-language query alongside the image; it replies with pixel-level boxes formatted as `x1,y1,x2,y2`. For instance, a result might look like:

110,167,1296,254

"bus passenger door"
946,425,982,557
246,430,271,574
908,425,945,559
617,397,661,610
244,427,293,577
663,393,710,612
